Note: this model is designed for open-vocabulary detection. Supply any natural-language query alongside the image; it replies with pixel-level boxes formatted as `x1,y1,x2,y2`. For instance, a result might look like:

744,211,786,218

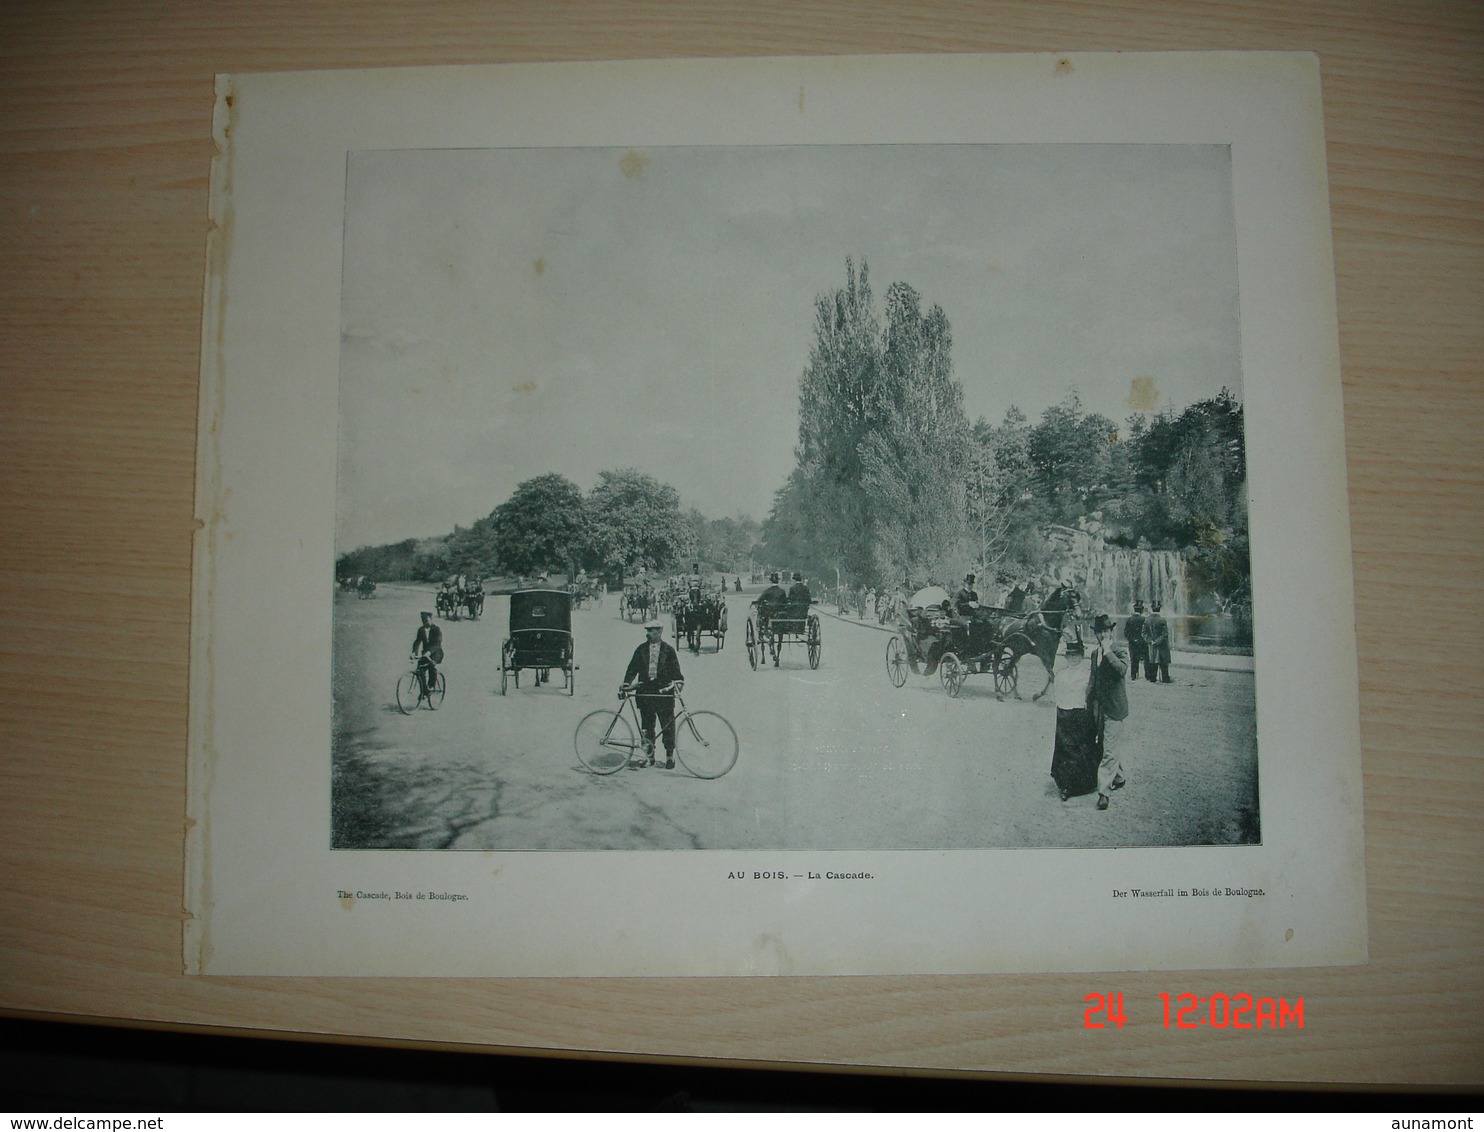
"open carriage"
461,581,485,620
568,578,602,611
745,594,820,670
435,584,462,620
885,584,1081,700
618,583,655,623
673,587,728,653
499,588,576,695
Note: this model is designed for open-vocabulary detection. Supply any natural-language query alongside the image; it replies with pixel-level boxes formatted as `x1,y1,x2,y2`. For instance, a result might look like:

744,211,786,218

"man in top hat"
1086,612,1130,810
1124,600,1148,682
621,619,685,768
1145,601,1172,684
758,572,789,667
787,570,812,608
954,573,980,617
1004,578,1028,614
758,571,787,617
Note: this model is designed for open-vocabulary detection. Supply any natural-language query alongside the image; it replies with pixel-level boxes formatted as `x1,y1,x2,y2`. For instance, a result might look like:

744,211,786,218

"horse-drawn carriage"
435,584,461,620
569,577,603,611
461,580,484,619
745,593,820,670
498,588,576,695
618,582,655,623
356,576,376,599
673,586,728,653
885,584,1082,700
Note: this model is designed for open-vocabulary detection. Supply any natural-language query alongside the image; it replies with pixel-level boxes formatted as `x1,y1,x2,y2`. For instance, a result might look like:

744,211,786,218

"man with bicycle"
620,619,684,768
411,611,444,699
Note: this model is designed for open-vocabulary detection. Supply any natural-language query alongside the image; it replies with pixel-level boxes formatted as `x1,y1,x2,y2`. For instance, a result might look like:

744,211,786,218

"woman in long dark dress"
1051,642,1100,800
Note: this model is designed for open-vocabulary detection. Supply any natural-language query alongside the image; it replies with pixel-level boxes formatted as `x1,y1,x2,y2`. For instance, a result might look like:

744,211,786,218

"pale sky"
336,144,1240,551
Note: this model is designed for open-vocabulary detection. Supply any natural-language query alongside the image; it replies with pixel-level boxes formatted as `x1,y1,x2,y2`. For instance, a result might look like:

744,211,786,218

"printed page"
186,52,1365,975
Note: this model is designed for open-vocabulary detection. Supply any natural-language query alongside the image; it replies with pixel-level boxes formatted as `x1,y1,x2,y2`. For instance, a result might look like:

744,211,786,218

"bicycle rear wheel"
427,671,446,709
674,710,739,779
395,671,422,714
574,710,636,775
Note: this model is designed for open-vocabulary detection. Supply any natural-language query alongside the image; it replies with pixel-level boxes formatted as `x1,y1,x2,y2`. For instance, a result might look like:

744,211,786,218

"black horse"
992,584,1082,701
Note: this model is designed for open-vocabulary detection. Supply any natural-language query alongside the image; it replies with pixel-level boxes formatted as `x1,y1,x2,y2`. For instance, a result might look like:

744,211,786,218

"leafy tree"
968,409,1042,582
782,260,974,588
859,282,972,584
444,518,500,577
792,258,883,582
586,468,691,576
1026,391,1118,521
485,473,589,577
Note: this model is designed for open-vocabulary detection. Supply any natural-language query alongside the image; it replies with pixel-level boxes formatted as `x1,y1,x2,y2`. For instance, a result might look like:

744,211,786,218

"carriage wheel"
940,652,966,698
993,647,1018,698
574,710,635,775
807,616,821,670
886,636,908,688
674,711,739,779
717,607,728,651
592,591,603,610
426,671,446,710
745,619,758,670
395,671,421,714
499,644,510,695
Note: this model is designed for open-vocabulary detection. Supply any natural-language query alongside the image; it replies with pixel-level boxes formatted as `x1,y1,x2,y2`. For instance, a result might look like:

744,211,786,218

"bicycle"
573,684,738,778
395,655,446,714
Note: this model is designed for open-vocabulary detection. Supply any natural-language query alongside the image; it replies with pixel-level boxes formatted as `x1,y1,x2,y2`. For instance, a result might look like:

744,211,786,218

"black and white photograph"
187,54,1365,976
330,142,1258,852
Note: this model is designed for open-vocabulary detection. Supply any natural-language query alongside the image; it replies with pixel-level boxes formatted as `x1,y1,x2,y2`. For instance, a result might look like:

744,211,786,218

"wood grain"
1,0,1480,1087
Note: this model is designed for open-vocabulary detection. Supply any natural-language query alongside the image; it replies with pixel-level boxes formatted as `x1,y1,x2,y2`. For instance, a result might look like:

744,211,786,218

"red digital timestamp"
1084,993,1304,1029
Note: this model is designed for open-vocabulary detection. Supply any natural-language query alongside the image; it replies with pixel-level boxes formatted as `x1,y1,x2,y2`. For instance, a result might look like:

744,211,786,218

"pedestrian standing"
1087,613,1130,810
1145,601,1172,683
621,619,685,768
1124,600,1148,681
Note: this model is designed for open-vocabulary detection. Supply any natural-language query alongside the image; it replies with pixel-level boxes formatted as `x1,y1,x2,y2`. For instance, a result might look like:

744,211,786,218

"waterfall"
1042,525,1188,618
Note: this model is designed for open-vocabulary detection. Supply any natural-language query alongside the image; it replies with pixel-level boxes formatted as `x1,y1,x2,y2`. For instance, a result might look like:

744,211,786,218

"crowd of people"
389,557,1181,806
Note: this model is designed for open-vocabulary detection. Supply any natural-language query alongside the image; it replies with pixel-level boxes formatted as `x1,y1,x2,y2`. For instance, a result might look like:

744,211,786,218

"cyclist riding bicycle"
411,611,444,697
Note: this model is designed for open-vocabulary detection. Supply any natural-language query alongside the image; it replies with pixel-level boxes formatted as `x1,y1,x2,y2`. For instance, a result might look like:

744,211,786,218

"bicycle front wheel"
395,671,422,714
674,710,739,779
574,710,636,775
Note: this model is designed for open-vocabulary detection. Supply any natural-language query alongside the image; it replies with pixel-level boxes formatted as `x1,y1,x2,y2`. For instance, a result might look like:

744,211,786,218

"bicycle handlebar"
618,682,682,698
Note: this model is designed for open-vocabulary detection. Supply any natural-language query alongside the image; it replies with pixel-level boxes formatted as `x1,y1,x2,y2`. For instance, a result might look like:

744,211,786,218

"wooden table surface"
1,2,1480,1089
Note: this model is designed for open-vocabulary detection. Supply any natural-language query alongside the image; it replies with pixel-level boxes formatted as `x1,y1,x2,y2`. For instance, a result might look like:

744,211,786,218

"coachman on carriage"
673,581,728,654
569,576,603,611
745,583,821,670
885,582,1082,700
618,580,655,623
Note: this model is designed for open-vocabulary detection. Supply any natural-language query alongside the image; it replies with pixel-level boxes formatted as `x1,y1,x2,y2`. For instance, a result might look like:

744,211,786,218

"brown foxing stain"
1055,57,1074,75
619,149,649,179
533,256,545,276
1127,375,1158,411
513,381,537,395
340,895,356,911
